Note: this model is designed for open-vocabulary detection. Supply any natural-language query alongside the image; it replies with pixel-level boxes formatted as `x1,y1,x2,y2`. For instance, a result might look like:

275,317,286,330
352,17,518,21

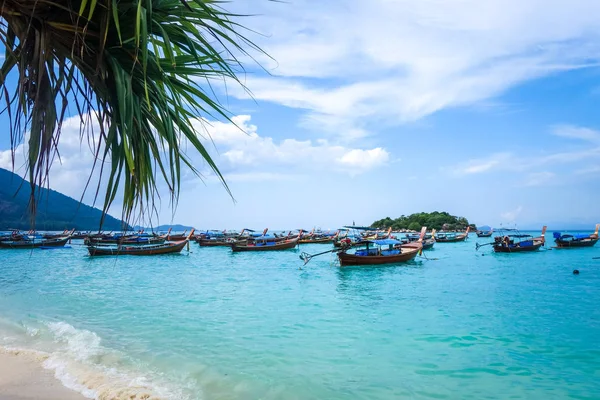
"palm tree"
0,0,260,226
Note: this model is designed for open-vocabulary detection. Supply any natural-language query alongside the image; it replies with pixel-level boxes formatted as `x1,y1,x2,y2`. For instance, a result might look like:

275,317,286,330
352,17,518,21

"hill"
372,211,476,231
133,224,195,232
0,168,126,231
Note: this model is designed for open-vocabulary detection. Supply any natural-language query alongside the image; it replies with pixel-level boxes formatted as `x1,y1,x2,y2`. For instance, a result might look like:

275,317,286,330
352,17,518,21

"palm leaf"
0,0,265,228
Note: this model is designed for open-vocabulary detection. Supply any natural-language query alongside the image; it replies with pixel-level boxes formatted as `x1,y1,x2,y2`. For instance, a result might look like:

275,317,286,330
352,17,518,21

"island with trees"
371,212,477,231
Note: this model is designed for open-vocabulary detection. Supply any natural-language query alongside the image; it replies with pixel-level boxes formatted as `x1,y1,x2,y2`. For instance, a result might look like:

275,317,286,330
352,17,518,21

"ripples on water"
0,235,599,399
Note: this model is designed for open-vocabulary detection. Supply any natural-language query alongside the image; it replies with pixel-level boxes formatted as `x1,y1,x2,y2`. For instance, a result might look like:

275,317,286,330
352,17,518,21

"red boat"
338,243,420,266
337,227,426,266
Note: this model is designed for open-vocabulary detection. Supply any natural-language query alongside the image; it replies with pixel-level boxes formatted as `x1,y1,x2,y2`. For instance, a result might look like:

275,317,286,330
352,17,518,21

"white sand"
0,352,86,400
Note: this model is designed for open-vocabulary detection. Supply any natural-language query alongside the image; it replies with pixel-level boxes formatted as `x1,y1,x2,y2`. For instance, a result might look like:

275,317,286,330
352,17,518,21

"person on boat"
340,237,352,248
503,236,511,247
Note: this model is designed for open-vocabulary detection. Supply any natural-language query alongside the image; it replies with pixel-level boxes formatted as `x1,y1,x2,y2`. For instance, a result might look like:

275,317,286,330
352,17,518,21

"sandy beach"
0,352,86,400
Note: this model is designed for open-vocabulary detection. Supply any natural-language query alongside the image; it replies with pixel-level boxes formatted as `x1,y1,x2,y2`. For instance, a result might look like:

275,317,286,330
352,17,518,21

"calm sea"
1,232,599,399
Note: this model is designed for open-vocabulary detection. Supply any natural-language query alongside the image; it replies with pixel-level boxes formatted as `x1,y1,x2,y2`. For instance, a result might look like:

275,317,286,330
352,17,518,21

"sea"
1,232,599,400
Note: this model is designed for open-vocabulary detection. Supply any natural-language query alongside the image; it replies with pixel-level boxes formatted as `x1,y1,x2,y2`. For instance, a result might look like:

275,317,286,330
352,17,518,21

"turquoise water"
1,233,600,399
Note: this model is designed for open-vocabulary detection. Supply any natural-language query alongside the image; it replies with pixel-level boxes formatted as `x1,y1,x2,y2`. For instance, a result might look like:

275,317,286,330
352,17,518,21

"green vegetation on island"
0,168,126,231
371,212,476,231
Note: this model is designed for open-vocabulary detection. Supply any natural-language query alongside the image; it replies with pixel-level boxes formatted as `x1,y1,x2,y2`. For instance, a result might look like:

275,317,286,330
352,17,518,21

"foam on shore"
0,319,190,400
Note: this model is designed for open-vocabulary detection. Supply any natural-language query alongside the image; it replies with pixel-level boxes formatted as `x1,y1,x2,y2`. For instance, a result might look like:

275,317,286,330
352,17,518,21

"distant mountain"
0,168,126,231
133,224,195,232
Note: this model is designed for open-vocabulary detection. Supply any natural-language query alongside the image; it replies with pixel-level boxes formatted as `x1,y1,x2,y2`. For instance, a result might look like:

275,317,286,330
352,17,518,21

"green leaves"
0,0,264,228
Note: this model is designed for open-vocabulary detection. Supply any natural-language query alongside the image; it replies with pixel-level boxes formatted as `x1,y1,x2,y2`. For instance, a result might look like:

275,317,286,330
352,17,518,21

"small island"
371,211,477,231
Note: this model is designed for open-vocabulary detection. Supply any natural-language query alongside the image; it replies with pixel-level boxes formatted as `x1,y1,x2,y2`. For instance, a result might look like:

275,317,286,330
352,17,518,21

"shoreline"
0,351,87,400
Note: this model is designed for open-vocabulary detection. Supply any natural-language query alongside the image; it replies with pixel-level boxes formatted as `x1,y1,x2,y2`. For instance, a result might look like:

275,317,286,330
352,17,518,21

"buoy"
573,269,580,275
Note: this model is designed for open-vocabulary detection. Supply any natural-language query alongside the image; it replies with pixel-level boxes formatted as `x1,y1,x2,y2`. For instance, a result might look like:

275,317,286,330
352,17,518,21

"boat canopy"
343,226,374,231
554,232,591,240
368,239,402,246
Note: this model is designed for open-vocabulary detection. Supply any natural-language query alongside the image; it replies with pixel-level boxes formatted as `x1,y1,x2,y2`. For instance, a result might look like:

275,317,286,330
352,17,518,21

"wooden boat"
159,228,189,241
402,229,435,250
301,236,335,244
85,235,164,246
338,243,420,266
298,230,338,244
333,234,361,248
197,237,235,246
42,230,73,239
337,227,426,266
476,230,493,237
0,236,70,249
435,227,470,242
491,226,547,253
88,239,189,256
88,230,194,256
231,235,300,252
70,231,91,240
553,224,599,248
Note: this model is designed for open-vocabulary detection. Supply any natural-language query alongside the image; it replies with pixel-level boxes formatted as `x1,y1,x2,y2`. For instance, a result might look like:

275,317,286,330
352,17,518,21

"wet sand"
0,352,86,400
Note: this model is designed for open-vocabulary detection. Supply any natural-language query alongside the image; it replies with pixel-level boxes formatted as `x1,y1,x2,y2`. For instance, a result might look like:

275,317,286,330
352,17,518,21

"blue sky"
1,0,600,230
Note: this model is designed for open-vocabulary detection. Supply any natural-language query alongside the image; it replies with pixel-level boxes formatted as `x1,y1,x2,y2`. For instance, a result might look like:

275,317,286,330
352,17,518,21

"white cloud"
457,153,513,174
0,115,391,223
501,206,523,222
575,165,600,175
521,171,556,187
451,137,600,179
552,125,600,142
192,115,390,178
226,0,600,138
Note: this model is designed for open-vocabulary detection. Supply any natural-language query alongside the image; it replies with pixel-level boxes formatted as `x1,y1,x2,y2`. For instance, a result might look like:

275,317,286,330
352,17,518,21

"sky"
1,0,600,230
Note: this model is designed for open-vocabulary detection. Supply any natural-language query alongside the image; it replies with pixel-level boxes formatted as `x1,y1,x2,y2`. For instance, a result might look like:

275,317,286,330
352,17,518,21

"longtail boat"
158,228,190,241
336,227,426,266
87,230,194,256
0,236,70,249
197,237,234,246
435,227,470,243
337,241,420,266
196,229,243,246
402,230,435,250
476,226,493,238
299,229,338,244
476,226,547,253
85,234,164,246
231,233,300,252
553,224,599,248
42,229,72,239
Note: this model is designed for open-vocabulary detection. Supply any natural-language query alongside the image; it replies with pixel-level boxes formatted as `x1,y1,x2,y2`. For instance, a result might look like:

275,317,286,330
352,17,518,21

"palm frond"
0,0,263,227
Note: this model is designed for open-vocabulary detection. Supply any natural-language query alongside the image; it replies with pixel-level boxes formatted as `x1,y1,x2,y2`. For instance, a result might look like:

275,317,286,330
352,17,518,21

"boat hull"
197,240,232,247
299,238,333,244
435,235,468,243
555,238,598,248
0,237,69,249
421,240,435,250
88,240,188,256
338,247,419,266
231,238,299,252
493,242,543,253
85,237,164,246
